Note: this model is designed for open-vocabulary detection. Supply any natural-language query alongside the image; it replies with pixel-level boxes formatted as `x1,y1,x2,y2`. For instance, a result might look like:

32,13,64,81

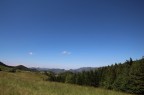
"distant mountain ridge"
0,61,32,71
0,61,12,68
14,65,31,71
0,61,97,73
32,67,98,73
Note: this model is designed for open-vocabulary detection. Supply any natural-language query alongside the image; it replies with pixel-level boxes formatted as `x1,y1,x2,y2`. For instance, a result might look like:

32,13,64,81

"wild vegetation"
46,57,144,94
0,71,132,95
0,57,144,95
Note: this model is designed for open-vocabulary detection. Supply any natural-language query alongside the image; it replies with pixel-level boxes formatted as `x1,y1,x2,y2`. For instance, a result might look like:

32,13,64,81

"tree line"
44,57,144,94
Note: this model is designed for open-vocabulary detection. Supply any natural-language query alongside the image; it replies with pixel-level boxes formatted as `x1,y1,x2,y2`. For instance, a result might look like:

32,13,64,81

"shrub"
8,68,16,73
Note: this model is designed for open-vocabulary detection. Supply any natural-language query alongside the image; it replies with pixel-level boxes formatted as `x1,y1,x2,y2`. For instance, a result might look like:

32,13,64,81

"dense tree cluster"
46,57,144,94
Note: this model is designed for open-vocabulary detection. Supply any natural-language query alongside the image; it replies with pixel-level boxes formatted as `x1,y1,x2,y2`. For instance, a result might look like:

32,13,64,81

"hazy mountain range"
0,61,97,73
31,67,98,73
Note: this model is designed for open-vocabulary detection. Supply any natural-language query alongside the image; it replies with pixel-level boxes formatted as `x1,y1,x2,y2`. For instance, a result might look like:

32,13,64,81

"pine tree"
128,59,144,94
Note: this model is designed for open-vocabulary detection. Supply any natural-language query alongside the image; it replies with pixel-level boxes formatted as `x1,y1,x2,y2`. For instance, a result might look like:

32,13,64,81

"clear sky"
0,0,144,69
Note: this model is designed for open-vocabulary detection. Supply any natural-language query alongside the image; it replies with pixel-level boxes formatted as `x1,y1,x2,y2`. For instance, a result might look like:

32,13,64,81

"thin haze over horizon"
0,0,144,69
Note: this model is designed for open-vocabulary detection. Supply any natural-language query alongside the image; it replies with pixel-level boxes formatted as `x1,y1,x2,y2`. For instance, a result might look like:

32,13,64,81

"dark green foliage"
8,68,16,73
44,71,56,81
47,57,144,94
65,73,75,83
128,58,144,94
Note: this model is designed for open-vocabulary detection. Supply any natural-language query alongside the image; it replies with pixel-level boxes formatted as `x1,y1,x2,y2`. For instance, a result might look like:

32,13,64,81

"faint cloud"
28,52,33,55
62,51,71,55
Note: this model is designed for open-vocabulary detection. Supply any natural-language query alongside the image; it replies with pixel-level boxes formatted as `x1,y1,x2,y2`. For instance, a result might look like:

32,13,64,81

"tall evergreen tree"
128,58,144,94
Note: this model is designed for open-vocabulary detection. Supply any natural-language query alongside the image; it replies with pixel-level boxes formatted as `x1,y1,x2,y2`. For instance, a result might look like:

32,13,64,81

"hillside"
0,62,33,72
0,61,13,71
0,57,143,94
0,71,132,95
46,57,144,94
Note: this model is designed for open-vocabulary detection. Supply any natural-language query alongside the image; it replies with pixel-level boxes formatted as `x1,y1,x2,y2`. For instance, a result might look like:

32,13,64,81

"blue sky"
0,0,144,69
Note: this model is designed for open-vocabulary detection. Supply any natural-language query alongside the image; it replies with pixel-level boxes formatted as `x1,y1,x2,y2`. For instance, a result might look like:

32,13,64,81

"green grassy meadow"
0,71,133,95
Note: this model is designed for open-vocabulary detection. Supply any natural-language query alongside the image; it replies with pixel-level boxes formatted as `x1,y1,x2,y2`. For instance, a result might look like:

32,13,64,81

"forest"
45,57,144,94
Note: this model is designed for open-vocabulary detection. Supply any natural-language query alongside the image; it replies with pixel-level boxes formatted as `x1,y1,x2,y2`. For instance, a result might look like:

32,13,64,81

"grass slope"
0,71,133,95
